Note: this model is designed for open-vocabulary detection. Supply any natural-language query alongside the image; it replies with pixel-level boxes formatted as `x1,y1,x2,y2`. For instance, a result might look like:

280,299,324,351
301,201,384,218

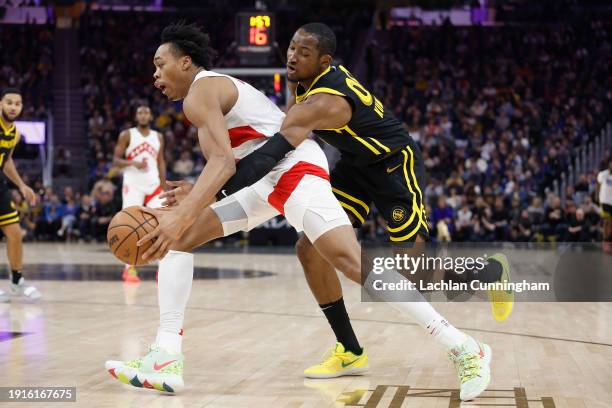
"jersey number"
340,66,372,106
339,66,384,118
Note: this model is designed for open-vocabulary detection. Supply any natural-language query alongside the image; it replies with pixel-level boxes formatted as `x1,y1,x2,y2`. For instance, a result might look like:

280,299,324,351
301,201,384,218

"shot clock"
236,12,275,64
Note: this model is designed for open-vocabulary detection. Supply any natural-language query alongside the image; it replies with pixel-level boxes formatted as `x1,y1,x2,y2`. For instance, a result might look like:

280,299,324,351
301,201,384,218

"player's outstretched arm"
280,92,352,145
219,93,351,198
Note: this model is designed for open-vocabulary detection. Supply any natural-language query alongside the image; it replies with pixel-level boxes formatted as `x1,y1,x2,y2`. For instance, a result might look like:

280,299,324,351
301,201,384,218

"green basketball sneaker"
105,346,184,393
448,336,492,401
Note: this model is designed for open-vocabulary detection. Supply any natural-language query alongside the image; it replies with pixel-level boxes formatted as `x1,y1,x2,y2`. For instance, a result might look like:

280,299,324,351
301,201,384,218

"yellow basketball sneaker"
448,336,492,401
304,342,369,379
487,253,514,321
105,346,184,393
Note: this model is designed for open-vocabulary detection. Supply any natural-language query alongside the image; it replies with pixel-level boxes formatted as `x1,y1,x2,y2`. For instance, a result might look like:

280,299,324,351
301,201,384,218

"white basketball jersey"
598,169,612,206
191,70,286,159
122,127,161,188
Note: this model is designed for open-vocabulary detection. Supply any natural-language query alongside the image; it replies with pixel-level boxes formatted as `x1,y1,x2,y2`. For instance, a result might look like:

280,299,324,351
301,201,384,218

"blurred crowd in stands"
357,19,612,243
10,175,118,242
4,8,612,244
78,4,371,189
0,25,52,119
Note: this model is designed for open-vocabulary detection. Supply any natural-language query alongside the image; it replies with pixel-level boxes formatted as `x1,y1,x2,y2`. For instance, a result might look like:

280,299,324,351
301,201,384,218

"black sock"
319,297,362,355
11,270,22,285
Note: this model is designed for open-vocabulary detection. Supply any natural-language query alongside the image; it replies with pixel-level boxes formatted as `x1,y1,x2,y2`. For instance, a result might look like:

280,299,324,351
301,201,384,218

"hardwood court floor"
0,243,610,408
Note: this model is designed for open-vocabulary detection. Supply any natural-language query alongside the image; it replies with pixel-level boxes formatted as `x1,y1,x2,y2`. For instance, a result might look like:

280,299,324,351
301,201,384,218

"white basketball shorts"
122,182,163,209
211,139,351,243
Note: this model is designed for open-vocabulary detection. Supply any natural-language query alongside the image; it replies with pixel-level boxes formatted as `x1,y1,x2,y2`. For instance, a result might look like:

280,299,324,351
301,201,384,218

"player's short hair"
1,88,21,98
299,22,336,56
161,21,217,70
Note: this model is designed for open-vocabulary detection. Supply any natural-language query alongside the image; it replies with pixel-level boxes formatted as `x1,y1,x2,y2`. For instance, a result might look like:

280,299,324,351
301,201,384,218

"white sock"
364,270,466,348
155,250,194,354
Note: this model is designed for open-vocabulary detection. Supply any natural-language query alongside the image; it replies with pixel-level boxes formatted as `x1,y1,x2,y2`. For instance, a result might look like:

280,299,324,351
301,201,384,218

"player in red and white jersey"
112,105,166,282
189,68,336,223
105,22,363,393
198,69,286,160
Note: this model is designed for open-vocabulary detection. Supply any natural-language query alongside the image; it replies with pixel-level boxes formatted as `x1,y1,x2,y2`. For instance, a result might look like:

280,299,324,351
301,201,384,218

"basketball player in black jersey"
0,88,41,302
200,23,496,400
140,22,503,400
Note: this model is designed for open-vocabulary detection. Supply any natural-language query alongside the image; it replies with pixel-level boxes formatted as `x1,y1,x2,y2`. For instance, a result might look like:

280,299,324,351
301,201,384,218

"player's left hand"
137,206,196,261
19,184,38,206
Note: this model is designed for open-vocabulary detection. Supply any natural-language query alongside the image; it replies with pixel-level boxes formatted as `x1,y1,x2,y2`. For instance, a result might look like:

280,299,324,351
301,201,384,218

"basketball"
107,206,158,266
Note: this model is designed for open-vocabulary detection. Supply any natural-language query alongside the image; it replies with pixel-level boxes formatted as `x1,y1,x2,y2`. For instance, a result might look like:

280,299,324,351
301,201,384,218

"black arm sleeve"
216,132,295,200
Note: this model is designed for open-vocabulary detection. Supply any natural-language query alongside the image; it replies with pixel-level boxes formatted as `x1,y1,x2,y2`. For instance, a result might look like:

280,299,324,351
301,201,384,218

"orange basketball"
107,206,159,266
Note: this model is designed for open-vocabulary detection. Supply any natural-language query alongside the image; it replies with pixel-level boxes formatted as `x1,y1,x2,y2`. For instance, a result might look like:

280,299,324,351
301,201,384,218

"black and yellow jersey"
295,65,414,166
0,118,18,174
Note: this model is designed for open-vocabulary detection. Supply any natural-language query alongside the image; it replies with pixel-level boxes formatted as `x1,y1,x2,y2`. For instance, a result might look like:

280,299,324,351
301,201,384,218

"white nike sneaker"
10,278,42,301
448,336,492,401
0,289,9,303
105,345,184,393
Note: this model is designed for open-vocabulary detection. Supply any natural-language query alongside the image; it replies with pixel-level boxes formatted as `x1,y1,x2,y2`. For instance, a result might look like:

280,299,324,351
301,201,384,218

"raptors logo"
392,206,406,223
126,141,158,160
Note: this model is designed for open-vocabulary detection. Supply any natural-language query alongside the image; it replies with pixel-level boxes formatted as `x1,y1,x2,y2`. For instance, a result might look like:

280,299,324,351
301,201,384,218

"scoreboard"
236,12,275,63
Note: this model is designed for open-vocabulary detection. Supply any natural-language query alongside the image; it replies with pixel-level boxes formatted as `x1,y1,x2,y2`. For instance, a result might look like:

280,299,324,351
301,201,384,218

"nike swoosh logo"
386,164,402,173
153,359,177,371
341,358,360,368
221,189,228,197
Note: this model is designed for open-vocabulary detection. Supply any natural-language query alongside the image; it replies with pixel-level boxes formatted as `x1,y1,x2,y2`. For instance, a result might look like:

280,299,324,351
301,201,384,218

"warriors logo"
392,206,406,223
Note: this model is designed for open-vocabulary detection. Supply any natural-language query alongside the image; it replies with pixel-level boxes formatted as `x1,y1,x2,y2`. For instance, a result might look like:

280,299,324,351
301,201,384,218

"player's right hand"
19,184,38,206
160,180,194,207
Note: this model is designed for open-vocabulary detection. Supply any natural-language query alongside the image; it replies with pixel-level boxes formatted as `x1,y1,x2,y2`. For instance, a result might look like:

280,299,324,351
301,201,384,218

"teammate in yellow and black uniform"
295,64,428,241
0,88,41,302
208,23,495,400
0,112,21,228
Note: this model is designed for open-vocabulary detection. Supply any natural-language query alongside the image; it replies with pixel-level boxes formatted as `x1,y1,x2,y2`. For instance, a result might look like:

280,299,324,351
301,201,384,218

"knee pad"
211,195,248,235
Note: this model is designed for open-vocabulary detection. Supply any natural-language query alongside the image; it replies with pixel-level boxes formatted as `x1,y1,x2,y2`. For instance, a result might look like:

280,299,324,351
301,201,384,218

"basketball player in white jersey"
597,158,612,253
105,21,361,393
112,105,166,282
105,22,490,402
